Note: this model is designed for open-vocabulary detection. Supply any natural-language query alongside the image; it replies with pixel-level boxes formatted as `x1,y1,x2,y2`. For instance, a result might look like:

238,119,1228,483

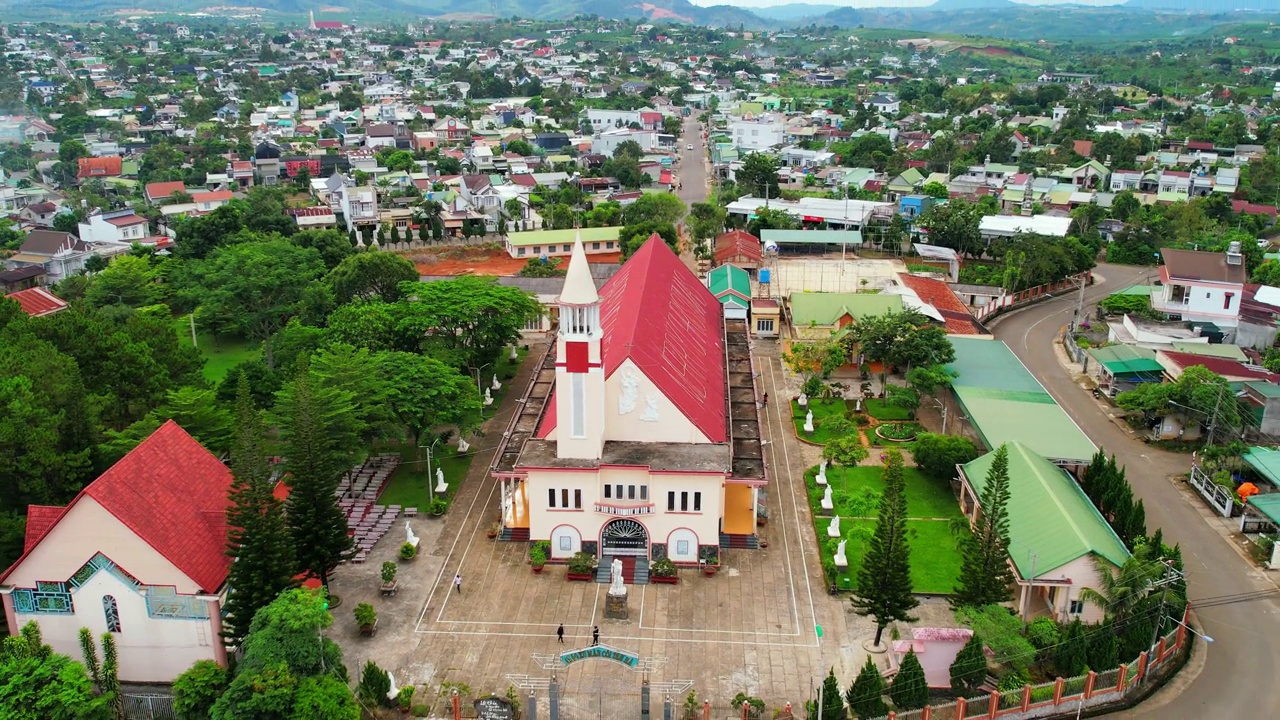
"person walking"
592,626,600,646
557,624,565,644
762,392,768,407
453,573,462,594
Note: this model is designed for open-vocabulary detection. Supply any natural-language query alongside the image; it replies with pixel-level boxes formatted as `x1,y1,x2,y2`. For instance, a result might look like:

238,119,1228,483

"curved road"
989,264,1280,718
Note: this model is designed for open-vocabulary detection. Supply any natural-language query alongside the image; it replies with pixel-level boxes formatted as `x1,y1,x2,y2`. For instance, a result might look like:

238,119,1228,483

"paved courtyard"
326,337,955,717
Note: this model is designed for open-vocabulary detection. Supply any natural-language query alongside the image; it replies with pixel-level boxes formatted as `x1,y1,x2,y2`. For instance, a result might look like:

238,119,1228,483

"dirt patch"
409,245,625,277
639,3,693,22
956,45,1016,57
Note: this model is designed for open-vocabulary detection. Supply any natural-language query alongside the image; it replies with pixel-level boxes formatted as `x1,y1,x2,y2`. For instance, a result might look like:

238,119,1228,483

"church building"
491,235,767,577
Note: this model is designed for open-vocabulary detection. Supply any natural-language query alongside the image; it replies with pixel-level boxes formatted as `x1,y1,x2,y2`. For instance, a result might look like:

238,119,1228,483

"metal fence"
1189,466,1236,517
122,693,176,720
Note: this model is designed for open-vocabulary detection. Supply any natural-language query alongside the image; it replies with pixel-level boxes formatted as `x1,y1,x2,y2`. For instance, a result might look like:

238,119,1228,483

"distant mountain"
751,3,843,21
1123,0,1280,9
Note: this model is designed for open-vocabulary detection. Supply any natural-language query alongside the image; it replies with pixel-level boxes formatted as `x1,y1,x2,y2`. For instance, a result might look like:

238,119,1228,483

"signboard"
560,645,640,668
474,696,515,720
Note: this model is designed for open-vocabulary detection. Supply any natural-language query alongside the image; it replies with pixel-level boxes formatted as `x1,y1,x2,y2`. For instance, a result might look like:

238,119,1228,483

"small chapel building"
491,235,768,577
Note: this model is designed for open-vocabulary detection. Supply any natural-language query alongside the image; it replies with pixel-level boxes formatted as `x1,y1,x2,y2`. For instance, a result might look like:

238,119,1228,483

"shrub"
956,605,1037,674
949,633,988,695
890,650,929,710
997,669,1030,693
172,659,229,720
912,433,979,481
381,562,397,585
530,546,547,566
397,687,415,710
356,660,391,706
353,603,377,628
845,656,889,719
730,693,765,720
651,557,677,577
428,497,448,514
567,551,597,574
1026,617,1060,650
823,433,869,466
400,542,418,561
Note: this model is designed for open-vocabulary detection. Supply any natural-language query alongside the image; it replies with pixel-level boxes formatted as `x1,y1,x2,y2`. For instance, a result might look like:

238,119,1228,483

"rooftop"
1161,247,1246,285
788,292,904,326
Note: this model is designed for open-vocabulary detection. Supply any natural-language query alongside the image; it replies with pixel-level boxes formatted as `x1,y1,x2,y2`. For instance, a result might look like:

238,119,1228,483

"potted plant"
650,557,678,584
428,497,448,517
699,547,720,577
566,551,597,581
354,603,378,636
487,522,501,539
530,542,548,574
399,542,418,561
397,687,415,714
380,561,398,594
702,561,718,577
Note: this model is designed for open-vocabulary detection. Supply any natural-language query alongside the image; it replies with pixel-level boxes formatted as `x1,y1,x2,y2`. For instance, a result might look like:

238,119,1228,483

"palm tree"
1079,545,1182,623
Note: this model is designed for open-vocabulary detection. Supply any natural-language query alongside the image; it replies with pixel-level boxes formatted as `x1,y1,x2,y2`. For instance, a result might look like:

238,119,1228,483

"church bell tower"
553,234,606,459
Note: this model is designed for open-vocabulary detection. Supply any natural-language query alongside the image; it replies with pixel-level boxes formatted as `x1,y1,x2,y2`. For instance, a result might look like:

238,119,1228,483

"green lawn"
863,397,913,421
377,442,475,511
809,463,966,595
868,422,923,448
171,316,261,384
791,398,851,445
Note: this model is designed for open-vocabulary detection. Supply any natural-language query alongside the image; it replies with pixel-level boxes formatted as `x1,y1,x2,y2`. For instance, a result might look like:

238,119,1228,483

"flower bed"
875,422,921,443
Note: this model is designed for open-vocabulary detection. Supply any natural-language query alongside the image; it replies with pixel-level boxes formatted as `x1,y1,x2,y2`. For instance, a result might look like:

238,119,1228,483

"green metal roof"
1245,381,1280,399
1243,447,1280,489
788,292,903,327
760,229,862,245
708,264,750,304
947,338,1097,462
1111,284,1155,297
1086,345,1163,377
1169,342,1247,361
1246,493,1280,524
963,442,1130,579
506,226,621,247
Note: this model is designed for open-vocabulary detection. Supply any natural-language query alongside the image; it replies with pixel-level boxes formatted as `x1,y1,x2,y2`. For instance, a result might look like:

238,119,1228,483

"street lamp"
419,436,443,501
1164,613,1214,643
472,362,493,398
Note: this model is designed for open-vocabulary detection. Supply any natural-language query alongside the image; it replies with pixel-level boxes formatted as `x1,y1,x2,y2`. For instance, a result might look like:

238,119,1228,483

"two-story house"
78,210,150,244
492,236,767,570
1152,246,1246,331
5,230,95,284
338,185,378,234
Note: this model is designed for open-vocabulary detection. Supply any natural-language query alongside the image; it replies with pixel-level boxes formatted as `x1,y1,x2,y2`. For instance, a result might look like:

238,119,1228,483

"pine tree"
952,444,1016,608
78,627,101,691
1127,499,1147,545
1054,619,1088,677
845,656,888,720
812,668,844,720
1087,620,1120,672
949,633,987,695
852,450,918,647
890,649,929,710
1080,449,1106,500
221,374,298,648
284,371,355,589
101,632,123,720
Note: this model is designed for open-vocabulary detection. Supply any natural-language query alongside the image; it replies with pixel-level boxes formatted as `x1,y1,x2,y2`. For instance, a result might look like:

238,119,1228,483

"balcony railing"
594,502,654,516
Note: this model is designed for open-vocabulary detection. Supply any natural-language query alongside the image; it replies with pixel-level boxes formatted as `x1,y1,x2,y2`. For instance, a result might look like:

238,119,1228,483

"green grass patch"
171,316,261,384
807,464,963,520
818,519,966,595
869,422,923,448
791,398,851,445
377,442,475,512
863,397,912,421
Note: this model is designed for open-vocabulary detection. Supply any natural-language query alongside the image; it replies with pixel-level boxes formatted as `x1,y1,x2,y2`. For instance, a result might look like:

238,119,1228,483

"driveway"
988,263,1280,719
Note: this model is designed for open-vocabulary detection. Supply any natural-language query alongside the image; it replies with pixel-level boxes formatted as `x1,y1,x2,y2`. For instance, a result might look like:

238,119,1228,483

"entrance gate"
601,519,648,556
506,645,691,720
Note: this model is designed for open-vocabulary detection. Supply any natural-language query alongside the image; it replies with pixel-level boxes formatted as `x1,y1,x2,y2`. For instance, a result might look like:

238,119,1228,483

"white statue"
484,387,494,406
821,485,834,511
619,370,639,414
491,375,502,391
835,540,848,568
457,437,470,453
803,409,814,434
608,557,626,596
798,393,808,407
406,521,420,548
641,394,660,422
386,670,399,701
510,346,519,360
816,460,828,486
828,515,841,538
435,467,447,494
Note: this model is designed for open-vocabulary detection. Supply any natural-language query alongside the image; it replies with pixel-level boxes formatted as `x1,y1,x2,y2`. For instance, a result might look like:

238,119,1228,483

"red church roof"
1,421,234,592
538,236,727,442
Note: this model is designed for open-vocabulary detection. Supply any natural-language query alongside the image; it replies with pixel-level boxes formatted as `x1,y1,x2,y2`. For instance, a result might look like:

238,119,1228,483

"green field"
376,442,476,512
171,316,261,384
791,398,850,444
809,464,966,595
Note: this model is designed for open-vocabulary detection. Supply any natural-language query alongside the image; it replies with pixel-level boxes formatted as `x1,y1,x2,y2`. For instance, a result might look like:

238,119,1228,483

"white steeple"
559,232,599,306
309,10,317,30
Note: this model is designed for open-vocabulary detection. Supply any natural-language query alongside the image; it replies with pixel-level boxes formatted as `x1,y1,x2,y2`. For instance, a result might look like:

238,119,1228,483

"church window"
103,596,121,633
570,373,586,438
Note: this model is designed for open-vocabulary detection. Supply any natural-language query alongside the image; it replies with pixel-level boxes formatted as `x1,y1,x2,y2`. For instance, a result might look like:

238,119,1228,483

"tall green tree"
281,373,354,589
949,633,987,695
852,450,918,647
812,668,844,720
0,623,107,719
919,200,984,258
100,386,235,464
736,152,781,199
953,444,1016,608
889,650,929,710
397,276,541,372
327,250,419,305
383,352,483,446
845,656,889,719
1054,619,1088,677
83,255,161,309
221,376,298,649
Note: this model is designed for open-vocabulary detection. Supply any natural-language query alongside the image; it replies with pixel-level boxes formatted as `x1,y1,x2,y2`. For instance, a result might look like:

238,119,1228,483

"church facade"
491,235,767,570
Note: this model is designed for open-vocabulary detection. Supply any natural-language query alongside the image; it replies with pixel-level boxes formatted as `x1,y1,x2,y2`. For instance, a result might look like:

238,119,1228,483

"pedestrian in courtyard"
762,392,768,407
592,626,599,646
557,624,565,644
454,573,462,593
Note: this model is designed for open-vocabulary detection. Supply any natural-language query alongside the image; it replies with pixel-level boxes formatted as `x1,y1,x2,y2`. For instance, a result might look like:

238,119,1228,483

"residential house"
144,181,189,205
786,292,904,340
5,230,94,283
337,185,378,235
493,236,766,566
288,206,338,229
0,422,232,682
0,266,46,293
958,443,1130,624
713,229,762,272
504,227,622,260
20,201,60,228
864,93,900,115
1151,247,1246,331
79,210,150,244
729,117,785,152
189,190,234,214
76,156,123,182
5,286,67,317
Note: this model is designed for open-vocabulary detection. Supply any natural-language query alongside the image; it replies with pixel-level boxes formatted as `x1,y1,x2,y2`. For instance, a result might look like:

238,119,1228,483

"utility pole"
1205,382,1225,449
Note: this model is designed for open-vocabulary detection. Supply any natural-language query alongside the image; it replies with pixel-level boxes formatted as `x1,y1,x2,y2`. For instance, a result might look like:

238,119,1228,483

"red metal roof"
538,236,727,442
105,213,147,227
77,156,123,178
192,190,233,203
2,421,234,591
145,181,186,200
899,274,982,335
1160,350,1278,383
714,229,762,264
5,286,68,317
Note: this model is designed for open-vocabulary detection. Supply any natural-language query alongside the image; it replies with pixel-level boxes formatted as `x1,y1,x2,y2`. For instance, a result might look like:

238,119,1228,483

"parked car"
686,143,693,150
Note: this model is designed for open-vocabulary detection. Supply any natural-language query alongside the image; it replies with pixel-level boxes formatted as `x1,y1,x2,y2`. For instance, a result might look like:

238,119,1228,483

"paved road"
676,113,709,209
989,264,1280,719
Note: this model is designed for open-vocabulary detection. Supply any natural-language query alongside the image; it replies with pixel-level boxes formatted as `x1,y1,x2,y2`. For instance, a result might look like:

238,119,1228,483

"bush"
956,605,1037,674
997,669,1030,693
353,603,377,628
890,650,929,710
1026,617,1060,650
357,660,391,707
381,561,397,585
172,659,229,720
912,433,979,481
949,633,987,695
567,551,597,574
823,433,869,466
730,693,765,720
399,542,418,561
530,546,547,566
651,557,677,577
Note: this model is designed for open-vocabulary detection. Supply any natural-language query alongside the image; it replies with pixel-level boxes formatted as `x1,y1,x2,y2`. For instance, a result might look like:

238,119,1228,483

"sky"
685,0,1129,8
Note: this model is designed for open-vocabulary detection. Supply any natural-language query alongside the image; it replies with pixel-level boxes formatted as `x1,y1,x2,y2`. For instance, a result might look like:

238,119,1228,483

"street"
989,264,1280,718
676,112,709,209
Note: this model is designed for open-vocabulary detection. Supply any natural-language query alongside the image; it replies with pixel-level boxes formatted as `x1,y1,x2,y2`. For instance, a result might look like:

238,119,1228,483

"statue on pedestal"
827,515,841,538
457,437,470,453
483,388,494,406
798,393,808,407
435,467,447,494
803,409,814,434
406,521,420,548
608,557,626,596
835,540,848,568
816,460,828,486
386,671,399,702
491,375,502,391
821,485,834,511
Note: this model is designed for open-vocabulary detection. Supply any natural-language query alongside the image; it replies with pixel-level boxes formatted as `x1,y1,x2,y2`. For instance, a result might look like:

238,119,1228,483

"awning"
1243,447,1280,489
1246,493,1280,525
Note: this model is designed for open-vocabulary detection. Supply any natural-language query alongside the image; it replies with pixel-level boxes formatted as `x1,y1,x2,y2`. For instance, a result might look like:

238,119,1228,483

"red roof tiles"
23,505,65,553
145,181,186,201
76,156,123,178
5,287,68,317
714,229,762,264
898,274,982,335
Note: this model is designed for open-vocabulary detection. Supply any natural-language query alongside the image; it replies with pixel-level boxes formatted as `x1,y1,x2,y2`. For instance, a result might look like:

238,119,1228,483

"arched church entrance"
600,519,649,586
